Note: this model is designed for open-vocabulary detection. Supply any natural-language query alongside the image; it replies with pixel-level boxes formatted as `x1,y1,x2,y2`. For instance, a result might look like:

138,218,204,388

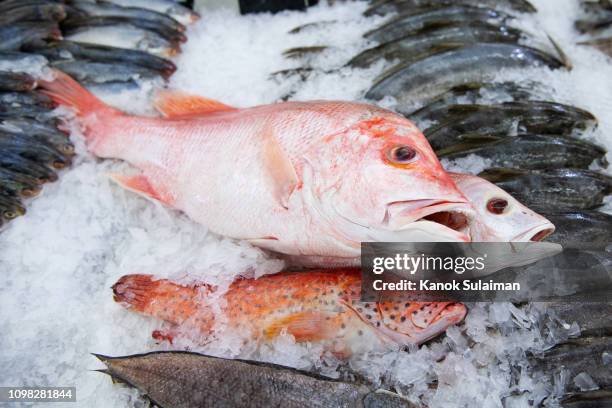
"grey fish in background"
364,0,537,17
405,81,543,120
65,24,180,58
0,118,73,156
0,72,36,92
530,336,612,393
0,151,57,183
578,37,612,57
0,3,66,25
439,134,606,170
61,16,187,44
479,168,612,212
420,101,597,151
94,351,414,408
0,22,62,51
348,22,525,69
0,192,26,222
0,91,55,109
0,51,49,78
365,43,566,106
24,40,176,79
543,211,612,250
0,132,71,169
561,389,612,408
283,45,329,60
543,301,612,337
106,0,200,25
0,166,41,198
68,0,186,33
50,59,162,84
364,5,511,44
288,20,338,35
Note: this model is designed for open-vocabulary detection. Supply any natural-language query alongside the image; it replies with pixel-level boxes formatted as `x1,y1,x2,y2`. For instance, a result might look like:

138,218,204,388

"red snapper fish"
40,71,474,262
113,269,467,355
450,173,555,242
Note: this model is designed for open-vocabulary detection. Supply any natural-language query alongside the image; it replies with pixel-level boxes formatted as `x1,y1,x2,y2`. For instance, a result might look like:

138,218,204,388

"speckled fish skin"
94,351,415,408
24,40,177,78
364,5,511,44
0,91,55,109
364,0,537,17
366,43,566,106
439,134,606,170
112,269,467,354
450,173,554,242
479,168,612,211
40,71,476,260
0,132,71,169
0,72,36,92
347,22,524,69
543,211,612,250
50,59,161,84
0,22,62,51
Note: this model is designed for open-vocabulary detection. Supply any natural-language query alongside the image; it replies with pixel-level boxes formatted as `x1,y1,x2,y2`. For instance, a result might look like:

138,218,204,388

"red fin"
112,274,161,312
154,90,237,118
109,173,172,205
264,311,334,342
261,125,298,209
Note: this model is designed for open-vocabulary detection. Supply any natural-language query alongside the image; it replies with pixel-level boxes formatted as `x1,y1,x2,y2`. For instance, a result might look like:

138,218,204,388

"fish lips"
385,200,475,242
512,221,556,242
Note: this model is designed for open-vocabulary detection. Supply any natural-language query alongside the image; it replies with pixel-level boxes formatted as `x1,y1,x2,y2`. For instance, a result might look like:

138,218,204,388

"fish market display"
544,211,612,249
40,71,476,261
113,269,467,353
94,351,414,408
363,0,538,16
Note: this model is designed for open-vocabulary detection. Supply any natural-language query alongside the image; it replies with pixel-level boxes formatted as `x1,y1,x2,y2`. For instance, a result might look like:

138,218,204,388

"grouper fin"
262,125,298,210
264,311,335,342
154,90,237,118
109,174,171,205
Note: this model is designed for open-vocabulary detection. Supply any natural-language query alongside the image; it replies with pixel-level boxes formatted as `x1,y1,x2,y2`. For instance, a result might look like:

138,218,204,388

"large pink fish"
450,173,555,242
40,71,474,261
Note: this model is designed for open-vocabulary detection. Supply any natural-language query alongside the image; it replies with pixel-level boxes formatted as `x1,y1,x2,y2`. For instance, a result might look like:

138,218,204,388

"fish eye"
386,145,418,164
487,198,508,214
4,211,17,219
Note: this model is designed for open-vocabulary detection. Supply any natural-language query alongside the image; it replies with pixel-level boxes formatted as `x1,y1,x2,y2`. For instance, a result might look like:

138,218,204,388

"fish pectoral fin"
108,173,171,205
264,311,334,342
154,89,237,118
262,127,298,210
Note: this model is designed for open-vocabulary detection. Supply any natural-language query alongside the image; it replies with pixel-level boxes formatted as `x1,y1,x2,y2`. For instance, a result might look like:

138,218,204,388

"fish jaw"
512,222,556,242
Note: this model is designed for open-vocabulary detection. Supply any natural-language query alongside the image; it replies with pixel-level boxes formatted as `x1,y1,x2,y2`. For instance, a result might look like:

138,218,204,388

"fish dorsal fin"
154,90,237,118
264,311,333,342
262,126,298,210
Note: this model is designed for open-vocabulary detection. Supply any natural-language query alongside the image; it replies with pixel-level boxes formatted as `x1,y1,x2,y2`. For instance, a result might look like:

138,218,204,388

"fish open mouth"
386,200,473,239
513,224,556,242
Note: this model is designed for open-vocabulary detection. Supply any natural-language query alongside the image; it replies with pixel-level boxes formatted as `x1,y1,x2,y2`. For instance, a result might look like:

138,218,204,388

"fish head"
350,300,467,345
307,115,475,243
450,173,555,242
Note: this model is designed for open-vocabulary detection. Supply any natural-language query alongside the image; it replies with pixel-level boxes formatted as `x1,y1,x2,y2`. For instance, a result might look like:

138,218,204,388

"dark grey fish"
405,81,543,120
23,40,176,78
543,212,612,250
0,132,71,169
581,0,612,14
543,301,612,337
0,91,55,109
440,134,606,170
578,37,612,57
364,0,537,17
561,389,612,408
0,3,66,25
288,20,338,35
0,191,26,222
0,151,57,183
94,351,414,408
348,22,525,69
421,101,597,151
68,0,186,34
364,6,511,44
0,165,42,198
0,71,36,92
283,46,329,60
50,59,161,84
61,15,186,44
365,43,566,106
530,336,612,394
0,118,73,156
0,0,63,12
575,17,612,33
478,168,612,212
0,22,62,51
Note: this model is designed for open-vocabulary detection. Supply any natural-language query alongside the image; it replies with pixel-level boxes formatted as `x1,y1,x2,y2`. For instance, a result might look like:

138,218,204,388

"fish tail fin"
112,274,208,326
38,70,116,118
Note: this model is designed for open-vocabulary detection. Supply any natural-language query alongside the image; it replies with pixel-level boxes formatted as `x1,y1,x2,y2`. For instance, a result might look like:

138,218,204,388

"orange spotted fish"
113,269,467,355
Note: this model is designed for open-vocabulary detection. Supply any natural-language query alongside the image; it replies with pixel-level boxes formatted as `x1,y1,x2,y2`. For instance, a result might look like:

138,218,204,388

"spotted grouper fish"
113,269,466,355
40,71,474,265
